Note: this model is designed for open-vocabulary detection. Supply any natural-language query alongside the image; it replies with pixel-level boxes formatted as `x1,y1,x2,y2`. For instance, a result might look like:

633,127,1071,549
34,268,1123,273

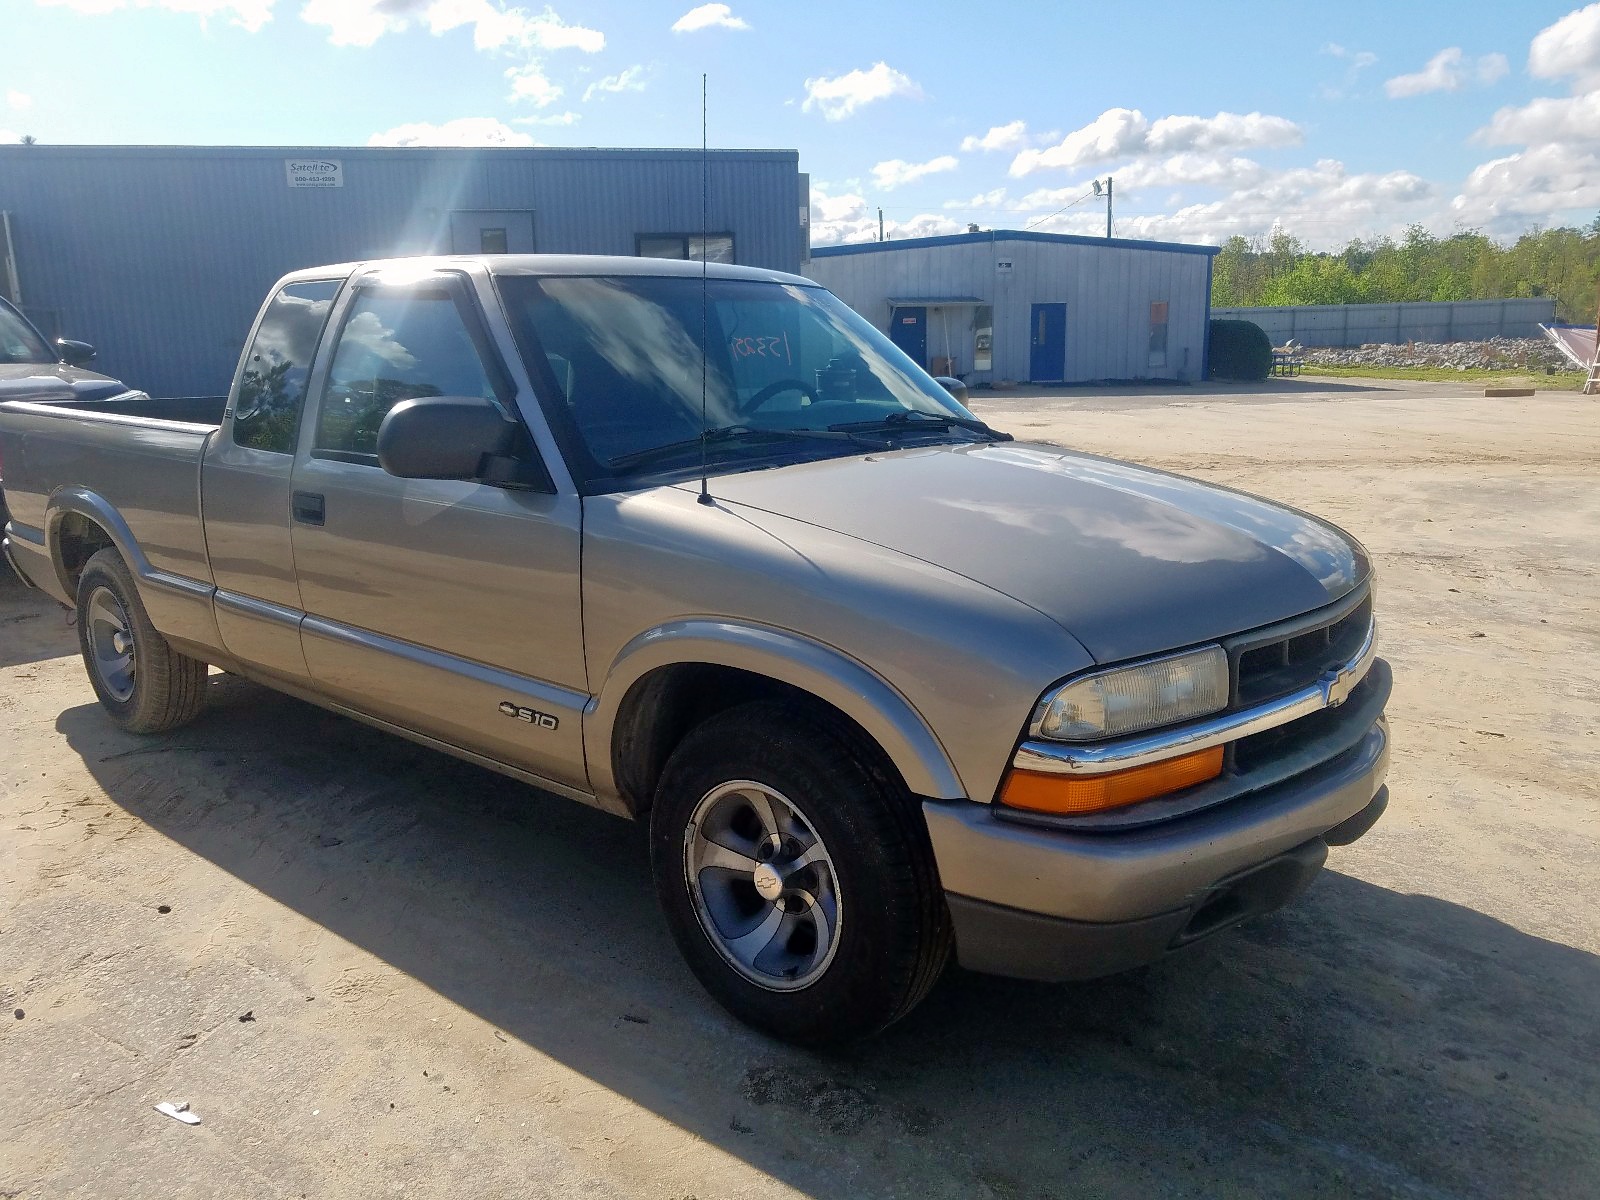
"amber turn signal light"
998,745,1225,815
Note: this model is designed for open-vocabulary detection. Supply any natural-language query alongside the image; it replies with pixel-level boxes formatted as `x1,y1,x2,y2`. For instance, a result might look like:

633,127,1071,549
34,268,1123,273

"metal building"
0,144,807,398
806,230,1219,386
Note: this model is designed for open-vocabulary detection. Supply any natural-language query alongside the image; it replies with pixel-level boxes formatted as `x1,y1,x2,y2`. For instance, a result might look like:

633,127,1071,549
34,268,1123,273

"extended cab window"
316,287,496,460
233,280,340,454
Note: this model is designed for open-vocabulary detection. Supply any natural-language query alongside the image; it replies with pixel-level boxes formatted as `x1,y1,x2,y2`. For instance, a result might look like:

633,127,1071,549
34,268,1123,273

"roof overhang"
886,296,987,306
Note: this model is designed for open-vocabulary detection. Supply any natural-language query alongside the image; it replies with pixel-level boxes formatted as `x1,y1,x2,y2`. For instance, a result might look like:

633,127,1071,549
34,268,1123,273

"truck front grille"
1231,593,1372,709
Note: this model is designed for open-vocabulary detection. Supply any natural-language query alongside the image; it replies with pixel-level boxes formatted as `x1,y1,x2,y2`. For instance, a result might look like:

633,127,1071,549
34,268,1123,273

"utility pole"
878,207,884,242
1105,176,1113,239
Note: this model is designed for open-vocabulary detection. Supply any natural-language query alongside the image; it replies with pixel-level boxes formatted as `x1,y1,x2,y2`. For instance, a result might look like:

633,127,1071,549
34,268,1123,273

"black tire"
75,547,207,734
650,699,952,1045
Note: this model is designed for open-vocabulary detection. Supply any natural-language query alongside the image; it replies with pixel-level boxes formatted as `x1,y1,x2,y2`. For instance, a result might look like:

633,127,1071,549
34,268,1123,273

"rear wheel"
650,699,951,1045
75,548,207,733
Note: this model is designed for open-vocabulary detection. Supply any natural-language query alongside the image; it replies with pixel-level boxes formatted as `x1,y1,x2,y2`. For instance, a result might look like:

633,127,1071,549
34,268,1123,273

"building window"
480,227,509,254
636,233,735,264
972,305,993,373
1149,301,1169,368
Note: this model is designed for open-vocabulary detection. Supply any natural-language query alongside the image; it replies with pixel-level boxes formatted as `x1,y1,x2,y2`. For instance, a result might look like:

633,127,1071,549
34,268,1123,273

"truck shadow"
56,678,1599,1199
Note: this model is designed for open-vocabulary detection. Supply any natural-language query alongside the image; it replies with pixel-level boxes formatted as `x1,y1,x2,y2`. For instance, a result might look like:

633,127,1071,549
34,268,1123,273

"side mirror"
377,395,550,489
934,375,969,405
56,338,97,367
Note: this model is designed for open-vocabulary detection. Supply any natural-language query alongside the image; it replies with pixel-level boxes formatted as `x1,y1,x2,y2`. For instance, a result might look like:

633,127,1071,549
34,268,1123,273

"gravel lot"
2,376,1597,1199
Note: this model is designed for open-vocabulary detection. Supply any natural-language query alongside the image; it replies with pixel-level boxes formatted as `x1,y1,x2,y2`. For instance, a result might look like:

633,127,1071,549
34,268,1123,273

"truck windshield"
497,275,981,484
0,301,54,365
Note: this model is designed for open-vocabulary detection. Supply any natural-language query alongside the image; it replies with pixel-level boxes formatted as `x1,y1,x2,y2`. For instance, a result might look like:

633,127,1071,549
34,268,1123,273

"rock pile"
1298,337,1579,372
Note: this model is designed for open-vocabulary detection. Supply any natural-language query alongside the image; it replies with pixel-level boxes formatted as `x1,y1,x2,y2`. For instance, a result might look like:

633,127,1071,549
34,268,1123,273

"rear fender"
45,488,221,654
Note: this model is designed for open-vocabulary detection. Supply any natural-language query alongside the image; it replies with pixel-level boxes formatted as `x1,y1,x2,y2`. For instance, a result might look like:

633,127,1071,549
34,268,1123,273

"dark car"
0,296,130,404
1,296,135,552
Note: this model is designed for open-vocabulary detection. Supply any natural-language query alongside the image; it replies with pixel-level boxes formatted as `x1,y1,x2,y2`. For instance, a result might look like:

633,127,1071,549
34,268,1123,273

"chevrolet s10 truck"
0,256,1390,1043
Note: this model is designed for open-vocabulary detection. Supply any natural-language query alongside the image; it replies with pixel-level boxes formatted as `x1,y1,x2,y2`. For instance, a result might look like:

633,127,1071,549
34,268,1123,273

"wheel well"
54,513,116,590
610,663,902,817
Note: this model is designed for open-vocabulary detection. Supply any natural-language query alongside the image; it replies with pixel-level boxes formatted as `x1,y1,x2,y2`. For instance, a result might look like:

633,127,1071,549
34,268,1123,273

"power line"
1024,185,1100,230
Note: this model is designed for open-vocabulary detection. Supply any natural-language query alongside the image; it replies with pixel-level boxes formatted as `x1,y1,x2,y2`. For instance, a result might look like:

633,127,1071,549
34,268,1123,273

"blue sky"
4,0,1595,249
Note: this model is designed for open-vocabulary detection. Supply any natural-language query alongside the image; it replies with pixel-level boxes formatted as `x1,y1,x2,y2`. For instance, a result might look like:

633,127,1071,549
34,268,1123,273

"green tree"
1212,219,1600,322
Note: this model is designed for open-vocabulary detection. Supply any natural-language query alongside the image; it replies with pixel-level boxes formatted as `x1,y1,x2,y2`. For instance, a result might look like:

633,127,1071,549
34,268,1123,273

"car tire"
650,698,952,1045
75,547,207,734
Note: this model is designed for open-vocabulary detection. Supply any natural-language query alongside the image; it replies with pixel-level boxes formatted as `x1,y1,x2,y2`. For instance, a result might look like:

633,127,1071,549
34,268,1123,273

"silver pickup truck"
0,255,1390,1044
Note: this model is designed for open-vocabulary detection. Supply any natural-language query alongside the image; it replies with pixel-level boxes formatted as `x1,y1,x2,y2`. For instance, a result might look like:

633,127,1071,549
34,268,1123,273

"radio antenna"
697,72,714,507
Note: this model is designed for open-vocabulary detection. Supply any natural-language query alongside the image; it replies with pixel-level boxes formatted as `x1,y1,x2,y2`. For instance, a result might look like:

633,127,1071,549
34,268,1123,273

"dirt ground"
2,376,1597,1199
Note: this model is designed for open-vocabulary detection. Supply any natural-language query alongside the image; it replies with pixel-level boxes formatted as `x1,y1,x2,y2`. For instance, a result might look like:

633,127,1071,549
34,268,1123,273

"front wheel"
75,548,207,733
650,700,951,1045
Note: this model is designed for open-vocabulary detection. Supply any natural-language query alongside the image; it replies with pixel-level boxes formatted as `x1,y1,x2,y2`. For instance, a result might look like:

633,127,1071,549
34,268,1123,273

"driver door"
288,272,589,794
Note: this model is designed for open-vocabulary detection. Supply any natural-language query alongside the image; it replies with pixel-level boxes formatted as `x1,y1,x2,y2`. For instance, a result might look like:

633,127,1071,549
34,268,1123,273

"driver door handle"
292,491,325,526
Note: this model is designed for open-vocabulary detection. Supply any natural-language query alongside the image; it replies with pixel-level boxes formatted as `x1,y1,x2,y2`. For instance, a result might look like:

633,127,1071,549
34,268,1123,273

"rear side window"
315,288,496,460
233,280,340,454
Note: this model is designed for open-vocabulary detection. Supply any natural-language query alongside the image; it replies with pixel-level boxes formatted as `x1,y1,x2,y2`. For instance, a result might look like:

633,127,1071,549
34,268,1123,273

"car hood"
696,441,1369,663
0,363,130,404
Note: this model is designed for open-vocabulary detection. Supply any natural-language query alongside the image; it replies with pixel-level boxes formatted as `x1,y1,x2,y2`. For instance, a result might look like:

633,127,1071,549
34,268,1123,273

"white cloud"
1,129,21,144
368,117,536,146
871,155,959,190
1449,9,1600,230
671,3,747,32
1476,91,1600,146
1453,142,1600,224
801,62,921,121
1009,108,1300,176
583,65,648,101
1010,107,1147,174
1384,47,1509,98
506,62,561,106
1006,157,1432,248
1320,43,1378,99
1147,111,1301,154
38,0,273,31
513,109,580,126
301,0,391,45
301,0,602,51
7,91,34,111
807,182,961,246
1323,43,1377,69
943,188,1008,210
1530,2,1600,80
961,120,1029,153
1109,153,1269,190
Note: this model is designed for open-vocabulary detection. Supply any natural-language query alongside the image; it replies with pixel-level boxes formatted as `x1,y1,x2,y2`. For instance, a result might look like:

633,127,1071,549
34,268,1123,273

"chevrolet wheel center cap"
752,864,783,900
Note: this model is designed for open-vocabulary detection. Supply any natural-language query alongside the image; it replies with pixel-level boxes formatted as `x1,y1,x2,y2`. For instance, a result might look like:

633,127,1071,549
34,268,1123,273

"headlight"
1033,646,1229,741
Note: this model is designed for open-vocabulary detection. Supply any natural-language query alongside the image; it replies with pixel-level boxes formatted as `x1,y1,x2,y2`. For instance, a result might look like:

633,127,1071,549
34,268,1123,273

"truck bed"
0,393,222,592
14,392,227,424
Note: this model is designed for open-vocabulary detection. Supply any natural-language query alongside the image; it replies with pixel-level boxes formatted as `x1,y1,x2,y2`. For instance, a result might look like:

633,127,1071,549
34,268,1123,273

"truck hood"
0,363,130,404
697,441,1368,663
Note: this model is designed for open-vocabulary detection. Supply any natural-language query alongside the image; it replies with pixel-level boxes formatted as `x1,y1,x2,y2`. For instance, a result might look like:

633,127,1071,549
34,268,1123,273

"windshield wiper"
606,425,867,472
826,410,1013,441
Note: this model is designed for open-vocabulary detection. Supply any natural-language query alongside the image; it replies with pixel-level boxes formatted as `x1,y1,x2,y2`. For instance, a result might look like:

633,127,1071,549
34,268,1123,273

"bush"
1208,319,1272,380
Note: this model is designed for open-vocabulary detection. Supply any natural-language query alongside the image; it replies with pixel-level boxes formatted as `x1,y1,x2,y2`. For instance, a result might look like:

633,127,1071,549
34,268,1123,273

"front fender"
586,618,968,805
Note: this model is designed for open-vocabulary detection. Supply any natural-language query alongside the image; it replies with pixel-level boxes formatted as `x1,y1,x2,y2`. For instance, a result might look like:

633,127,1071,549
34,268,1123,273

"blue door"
890,306,928,369
1029,303,1067,382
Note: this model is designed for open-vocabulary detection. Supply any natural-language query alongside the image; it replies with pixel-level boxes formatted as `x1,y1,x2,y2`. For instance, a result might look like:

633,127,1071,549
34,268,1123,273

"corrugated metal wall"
0,145,803,398
806,234,1215,384
1210,298,1558,347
